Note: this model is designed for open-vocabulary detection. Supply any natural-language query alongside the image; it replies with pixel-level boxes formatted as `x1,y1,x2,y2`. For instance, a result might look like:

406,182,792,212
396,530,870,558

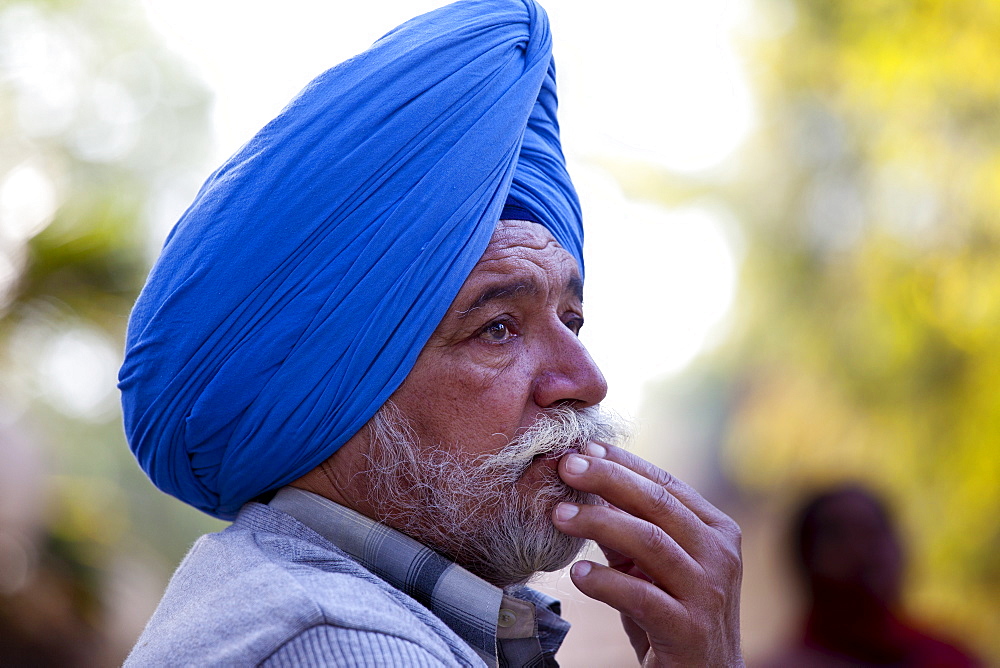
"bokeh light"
1,0,997,664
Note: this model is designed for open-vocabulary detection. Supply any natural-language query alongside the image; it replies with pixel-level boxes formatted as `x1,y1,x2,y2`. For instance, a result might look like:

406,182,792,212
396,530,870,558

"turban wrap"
118,0,583,519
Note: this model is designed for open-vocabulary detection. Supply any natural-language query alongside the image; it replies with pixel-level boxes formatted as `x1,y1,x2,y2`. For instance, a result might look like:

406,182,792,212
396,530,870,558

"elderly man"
119,0,743,665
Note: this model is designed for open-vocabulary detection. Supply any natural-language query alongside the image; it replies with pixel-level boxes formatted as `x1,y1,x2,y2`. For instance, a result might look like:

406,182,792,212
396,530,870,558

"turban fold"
118,0,582,519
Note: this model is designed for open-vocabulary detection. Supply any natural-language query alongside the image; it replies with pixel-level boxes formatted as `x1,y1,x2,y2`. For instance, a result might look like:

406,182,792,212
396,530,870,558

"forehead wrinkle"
453,220,580,321
456,280,539,318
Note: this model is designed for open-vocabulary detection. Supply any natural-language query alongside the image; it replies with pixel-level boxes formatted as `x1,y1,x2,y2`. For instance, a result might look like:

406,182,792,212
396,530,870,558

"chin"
468,485,593,589
536,535,589,574
490,531,589,591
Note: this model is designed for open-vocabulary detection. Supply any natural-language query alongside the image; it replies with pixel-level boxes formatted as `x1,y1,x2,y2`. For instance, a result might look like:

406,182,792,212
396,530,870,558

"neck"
290,432,383,521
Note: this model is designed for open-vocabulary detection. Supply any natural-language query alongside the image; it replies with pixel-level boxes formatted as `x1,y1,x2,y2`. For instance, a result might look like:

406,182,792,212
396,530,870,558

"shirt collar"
269,487,569,667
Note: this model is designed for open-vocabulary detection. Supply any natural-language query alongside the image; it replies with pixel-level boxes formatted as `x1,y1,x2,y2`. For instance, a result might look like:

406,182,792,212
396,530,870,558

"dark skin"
298,219,744,665
554,441,744,667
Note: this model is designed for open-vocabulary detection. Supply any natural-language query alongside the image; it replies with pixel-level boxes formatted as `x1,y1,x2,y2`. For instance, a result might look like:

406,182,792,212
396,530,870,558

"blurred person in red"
763,484,980,667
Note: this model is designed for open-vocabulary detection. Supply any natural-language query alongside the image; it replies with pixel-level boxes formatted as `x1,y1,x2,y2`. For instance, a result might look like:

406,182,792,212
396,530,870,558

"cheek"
404,359,536,450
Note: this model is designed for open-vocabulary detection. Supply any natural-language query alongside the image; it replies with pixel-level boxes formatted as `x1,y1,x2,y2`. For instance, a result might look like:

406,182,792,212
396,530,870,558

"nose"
532,325,608,409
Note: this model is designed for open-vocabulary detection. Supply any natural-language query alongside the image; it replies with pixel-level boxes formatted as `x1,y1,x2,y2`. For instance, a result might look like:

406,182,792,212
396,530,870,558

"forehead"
472,219,579,279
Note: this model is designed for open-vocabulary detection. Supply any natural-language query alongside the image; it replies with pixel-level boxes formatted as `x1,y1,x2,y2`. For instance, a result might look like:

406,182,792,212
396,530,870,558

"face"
358,219,612,588
387,219,608,481
806,491,904,606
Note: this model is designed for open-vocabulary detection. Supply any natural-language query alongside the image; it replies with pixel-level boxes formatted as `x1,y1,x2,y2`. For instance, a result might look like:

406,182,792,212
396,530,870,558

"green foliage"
705,0,1000,658
2,0,997,661
0,0,222,658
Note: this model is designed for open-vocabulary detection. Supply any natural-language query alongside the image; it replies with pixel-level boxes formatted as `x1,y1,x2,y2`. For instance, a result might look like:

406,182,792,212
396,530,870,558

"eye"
564,316,584,335
478,319,517,343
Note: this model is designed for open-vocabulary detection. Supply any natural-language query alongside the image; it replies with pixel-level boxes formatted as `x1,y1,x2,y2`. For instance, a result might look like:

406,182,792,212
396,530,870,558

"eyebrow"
457,281,538,318
567,275,584,302
456,274,585,319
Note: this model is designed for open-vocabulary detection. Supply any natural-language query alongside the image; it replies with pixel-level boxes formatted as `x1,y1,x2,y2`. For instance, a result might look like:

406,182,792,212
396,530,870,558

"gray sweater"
126,503,486,666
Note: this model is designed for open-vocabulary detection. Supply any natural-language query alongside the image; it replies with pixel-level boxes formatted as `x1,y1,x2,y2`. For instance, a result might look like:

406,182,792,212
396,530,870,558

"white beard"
360,402,627,589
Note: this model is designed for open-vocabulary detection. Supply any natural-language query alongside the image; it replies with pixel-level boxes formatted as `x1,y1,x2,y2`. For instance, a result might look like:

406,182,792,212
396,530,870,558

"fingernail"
555,502,579,522
572,561,592,578
565,454,589,474
587,442,607,458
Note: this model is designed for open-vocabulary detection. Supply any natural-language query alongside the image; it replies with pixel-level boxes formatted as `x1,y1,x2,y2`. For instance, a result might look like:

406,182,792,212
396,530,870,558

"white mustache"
472,405,621,481
362,400,630,588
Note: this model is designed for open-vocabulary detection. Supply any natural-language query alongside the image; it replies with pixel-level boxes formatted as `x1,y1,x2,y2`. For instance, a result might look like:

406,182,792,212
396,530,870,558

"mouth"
531,445,581,473
534,453,559,469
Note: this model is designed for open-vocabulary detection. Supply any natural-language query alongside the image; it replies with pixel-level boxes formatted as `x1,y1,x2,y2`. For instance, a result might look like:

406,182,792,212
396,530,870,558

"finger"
599,545,656,585
600,544,640,574
559,452,710,557
553,501,702,596
620,612,651,663
569,560,692,657
588,441,734,530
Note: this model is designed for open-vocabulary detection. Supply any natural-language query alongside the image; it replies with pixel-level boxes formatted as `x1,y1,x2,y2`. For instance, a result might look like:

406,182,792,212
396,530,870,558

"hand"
552,441,744,667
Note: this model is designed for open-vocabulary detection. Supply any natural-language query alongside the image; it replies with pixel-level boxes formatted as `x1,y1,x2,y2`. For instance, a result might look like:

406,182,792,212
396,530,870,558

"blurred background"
0,0,997,665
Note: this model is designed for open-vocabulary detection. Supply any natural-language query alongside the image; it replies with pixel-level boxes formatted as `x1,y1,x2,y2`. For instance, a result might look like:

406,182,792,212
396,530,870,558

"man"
763,485,980,667
119,1,743,665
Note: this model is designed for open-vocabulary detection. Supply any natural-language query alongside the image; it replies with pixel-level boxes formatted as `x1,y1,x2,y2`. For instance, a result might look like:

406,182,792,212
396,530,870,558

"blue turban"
118,0,582,519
